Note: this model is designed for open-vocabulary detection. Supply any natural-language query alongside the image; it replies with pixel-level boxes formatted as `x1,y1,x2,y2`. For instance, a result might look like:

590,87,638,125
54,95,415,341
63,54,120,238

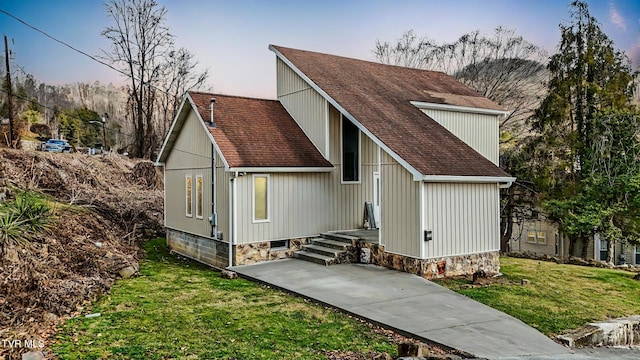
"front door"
373,172,381,228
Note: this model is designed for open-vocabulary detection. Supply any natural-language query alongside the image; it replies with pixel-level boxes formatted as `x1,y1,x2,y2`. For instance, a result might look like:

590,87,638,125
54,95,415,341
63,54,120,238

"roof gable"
270,45,510,179
159,91,332,170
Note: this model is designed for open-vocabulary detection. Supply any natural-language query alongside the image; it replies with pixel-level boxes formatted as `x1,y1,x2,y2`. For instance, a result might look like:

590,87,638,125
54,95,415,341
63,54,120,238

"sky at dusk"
1,0,639,99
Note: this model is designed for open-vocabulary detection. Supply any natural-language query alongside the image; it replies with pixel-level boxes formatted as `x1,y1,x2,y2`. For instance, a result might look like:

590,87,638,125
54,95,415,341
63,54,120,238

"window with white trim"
341,116,360,183
600,240,609,261
253,174,269,222
196,175,203,219
185,175,193,217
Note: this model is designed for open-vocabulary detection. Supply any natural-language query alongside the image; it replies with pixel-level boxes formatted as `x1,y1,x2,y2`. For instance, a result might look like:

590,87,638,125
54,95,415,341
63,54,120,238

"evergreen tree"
532,0,635,197
533,1,638,258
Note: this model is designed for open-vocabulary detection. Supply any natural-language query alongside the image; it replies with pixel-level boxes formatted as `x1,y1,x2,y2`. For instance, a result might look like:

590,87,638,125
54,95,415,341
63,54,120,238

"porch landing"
335,229,379,244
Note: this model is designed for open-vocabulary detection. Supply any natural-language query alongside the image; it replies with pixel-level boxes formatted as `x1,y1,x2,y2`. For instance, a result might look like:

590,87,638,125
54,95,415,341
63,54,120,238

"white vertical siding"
422,183,500,258
328,106,378,230
165,110,213,238
234,172,334,244
420,108,500,165
381,151,421,257
214,151,231,242
277,58,328,157
233,103,386,244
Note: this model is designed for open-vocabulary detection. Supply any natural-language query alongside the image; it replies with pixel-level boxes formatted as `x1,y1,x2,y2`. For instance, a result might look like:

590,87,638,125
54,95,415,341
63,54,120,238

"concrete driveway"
232,259,572,359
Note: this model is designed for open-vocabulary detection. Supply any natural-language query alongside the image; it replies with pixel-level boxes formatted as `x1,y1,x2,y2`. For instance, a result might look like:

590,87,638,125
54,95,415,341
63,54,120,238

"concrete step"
293,250,336,266
320,232,359,244
302,244,344,257
310,238,351,251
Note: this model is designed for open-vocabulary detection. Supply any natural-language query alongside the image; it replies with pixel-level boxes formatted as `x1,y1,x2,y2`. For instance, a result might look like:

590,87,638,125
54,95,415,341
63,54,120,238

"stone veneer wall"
234,238,308,265
167,229,229,268
359,242,500,279
167,228,499,277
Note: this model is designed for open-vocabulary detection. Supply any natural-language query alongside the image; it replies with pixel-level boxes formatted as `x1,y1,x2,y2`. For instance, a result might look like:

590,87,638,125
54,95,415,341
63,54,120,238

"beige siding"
234,172,334,244
215,152,231,242
277,58,328,157
510,220,561,256
233,103,384,244
420,108,499,165
165,110,213,237
329,105,378,230
380,151,421,257
423,183,500,258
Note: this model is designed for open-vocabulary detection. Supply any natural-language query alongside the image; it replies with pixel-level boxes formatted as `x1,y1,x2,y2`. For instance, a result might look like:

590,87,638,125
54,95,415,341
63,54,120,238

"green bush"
0,192,53,249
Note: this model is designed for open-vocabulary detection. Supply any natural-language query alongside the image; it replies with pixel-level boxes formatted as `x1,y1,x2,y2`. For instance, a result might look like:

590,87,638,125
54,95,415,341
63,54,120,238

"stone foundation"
167,228,499,278
234,238,308,265
359,242,500,279
166,229,229,268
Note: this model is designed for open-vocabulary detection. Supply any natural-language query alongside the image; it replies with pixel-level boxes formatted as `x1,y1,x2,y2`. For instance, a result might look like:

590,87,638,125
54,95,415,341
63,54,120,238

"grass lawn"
435,256,640,336
53,238,397,359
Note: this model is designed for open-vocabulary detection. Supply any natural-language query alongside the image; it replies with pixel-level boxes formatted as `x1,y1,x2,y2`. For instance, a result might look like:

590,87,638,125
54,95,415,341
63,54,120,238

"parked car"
43,139,73,153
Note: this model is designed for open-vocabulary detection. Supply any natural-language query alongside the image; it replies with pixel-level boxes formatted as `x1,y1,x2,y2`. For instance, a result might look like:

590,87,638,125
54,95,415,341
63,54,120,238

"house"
156,45,515,278
509,218,639,265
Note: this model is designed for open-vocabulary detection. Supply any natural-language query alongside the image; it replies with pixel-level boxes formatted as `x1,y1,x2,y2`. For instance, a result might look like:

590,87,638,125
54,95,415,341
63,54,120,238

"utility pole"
4,35,15,148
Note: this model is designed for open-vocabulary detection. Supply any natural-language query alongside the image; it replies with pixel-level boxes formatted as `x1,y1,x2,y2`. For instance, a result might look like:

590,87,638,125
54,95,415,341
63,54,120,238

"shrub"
0,192,53,251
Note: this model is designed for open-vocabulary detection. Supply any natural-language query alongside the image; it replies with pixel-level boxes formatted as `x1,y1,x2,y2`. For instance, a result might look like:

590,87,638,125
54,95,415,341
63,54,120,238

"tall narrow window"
196,175,203,219
185,175,193,217
342,117,360,182
600,240,609,261
253,175,269,222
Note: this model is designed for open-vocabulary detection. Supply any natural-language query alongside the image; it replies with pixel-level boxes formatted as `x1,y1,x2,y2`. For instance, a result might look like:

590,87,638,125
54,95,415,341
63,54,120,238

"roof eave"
155,94,191,165
422,175,516,187
155,92,231,169
410,101,510,117
228,166,335,173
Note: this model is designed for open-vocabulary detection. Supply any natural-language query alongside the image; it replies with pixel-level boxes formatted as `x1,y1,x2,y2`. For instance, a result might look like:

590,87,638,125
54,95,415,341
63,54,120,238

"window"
185,175,193,217
341,117,360,182
196,175,203,219
253,175,269,222
527,230,546,245
271,240,289,251
635,246,640,265
600,240,609,261
527,230,536,244
536,231,546,245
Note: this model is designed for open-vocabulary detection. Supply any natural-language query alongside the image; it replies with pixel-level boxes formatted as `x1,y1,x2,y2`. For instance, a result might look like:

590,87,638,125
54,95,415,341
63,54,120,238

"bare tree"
157,47,209,138
102,0,172,159
374,27,548,143
374,27,549,252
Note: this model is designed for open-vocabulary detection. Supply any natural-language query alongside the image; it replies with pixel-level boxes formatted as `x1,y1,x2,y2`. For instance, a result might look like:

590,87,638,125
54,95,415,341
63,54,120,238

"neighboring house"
509,218,566,257
509,218,637,265
156,45,515,278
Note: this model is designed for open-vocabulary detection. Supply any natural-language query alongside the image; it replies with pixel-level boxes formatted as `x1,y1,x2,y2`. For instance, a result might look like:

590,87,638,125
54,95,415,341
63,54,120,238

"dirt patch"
0,149,163,359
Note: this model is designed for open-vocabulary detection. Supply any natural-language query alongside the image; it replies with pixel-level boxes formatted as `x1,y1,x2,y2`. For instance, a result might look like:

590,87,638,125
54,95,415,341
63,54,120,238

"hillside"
0,149,163,358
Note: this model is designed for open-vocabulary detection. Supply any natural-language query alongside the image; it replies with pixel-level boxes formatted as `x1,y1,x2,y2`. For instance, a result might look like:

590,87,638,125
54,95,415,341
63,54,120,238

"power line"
0,8,175,97
0,8,128,80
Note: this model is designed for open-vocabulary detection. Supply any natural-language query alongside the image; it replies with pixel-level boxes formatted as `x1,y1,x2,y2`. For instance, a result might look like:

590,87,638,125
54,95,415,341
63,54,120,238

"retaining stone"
557,316,640,347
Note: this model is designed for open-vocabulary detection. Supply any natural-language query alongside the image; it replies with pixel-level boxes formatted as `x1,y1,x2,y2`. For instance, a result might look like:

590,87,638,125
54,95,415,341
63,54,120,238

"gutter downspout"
211,144,217,238
209,98,218,240
229,171,238,268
